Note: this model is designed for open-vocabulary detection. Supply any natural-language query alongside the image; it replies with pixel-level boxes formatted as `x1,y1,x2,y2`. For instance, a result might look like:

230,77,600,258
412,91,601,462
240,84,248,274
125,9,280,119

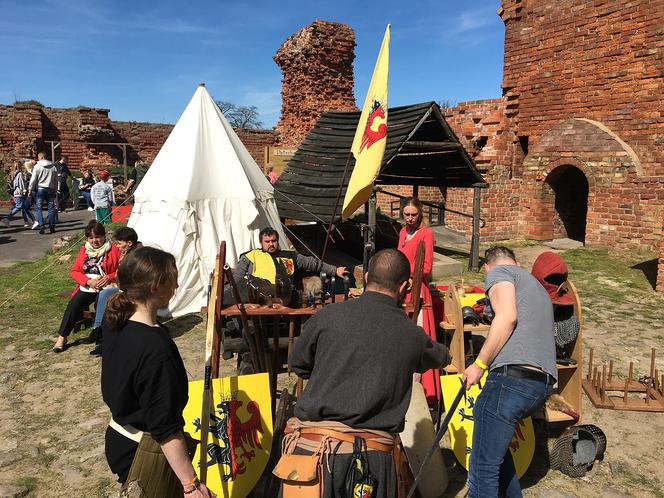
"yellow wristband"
474,358,488,370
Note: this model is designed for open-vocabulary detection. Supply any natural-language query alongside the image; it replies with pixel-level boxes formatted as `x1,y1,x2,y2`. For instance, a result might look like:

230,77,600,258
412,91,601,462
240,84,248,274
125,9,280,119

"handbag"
273,452,321,498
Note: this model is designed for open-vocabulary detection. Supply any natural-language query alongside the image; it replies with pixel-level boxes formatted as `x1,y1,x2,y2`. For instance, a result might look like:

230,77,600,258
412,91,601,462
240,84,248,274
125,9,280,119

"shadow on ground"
630,258,658,290
164,313,204,338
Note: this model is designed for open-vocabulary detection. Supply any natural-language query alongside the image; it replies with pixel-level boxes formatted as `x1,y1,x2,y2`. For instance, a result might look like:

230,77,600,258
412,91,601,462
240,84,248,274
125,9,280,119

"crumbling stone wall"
274,20,357,148
112,121,174,164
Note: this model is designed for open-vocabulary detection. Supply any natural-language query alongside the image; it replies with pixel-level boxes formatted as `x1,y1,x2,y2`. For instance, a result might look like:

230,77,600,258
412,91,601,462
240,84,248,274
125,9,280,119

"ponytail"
105,291,136,329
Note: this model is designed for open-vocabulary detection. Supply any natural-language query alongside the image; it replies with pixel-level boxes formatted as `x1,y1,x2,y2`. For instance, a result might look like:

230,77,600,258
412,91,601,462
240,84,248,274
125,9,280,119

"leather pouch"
273,453,320,498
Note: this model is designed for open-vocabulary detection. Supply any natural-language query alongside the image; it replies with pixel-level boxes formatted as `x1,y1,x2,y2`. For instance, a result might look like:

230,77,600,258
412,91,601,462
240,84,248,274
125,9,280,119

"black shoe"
39,226,45,234
90,344,103,356
81,327,100,344
49,227,55,234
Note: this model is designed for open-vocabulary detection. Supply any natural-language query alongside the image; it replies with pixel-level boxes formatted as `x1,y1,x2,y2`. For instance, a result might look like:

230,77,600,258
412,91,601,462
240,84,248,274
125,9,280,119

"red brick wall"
235,128,277,167
112,121,174,164
274,20,357,148
500,0,663,176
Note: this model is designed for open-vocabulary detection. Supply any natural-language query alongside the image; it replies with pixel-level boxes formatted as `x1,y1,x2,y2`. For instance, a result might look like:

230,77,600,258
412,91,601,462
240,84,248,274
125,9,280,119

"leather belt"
284,427,395,453
496,365,556,385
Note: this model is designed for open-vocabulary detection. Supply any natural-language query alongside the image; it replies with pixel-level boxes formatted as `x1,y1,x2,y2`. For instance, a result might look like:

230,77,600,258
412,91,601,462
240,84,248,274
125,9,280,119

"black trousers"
58,291,98,337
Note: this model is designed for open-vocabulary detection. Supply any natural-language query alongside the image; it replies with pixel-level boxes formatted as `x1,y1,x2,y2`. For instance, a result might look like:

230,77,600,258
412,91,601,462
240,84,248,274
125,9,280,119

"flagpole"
320,150,354,261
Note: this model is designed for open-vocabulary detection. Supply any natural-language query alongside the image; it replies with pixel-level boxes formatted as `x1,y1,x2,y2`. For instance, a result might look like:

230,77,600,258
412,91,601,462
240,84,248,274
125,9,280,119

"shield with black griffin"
184,373,273,497
440,373,535,477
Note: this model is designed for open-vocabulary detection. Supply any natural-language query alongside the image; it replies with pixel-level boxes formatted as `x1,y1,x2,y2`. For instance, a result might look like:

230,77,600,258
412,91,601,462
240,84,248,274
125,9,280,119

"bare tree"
215,101,264,129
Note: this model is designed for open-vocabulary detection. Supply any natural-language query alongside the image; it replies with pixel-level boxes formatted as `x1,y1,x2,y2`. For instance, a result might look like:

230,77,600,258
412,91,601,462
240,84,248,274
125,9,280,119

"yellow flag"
342,24,390,220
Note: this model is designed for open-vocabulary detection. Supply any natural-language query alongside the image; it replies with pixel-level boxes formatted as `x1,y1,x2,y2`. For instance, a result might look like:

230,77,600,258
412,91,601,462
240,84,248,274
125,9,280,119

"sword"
406,379,467,498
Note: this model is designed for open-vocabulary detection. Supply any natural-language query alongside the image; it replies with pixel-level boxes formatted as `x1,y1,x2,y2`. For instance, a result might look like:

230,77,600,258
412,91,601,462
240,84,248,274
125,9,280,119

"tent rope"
272,188,344,239
0,194,135,309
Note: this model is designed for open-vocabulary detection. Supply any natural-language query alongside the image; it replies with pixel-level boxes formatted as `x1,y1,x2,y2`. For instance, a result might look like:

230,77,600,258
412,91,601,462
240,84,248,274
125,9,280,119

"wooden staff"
200,250,222,484
410,240,425,324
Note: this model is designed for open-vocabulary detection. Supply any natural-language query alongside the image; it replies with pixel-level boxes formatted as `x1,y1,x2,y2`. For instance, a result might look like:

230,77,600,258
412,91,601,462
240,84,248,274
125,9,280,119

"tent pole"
469,186,481,271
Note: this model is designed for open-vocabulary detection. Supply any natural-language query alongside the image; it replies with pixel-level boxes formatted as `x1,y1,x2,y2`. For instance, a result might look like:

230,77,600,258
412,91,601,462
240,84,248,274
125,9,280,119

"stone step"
431,252,464,279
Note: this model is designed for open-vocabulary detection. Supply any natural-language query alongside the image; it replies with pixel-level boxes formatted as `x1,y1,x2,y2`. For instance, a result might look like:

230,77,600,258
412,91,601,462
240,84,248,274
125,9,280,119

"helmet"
462,306,482,325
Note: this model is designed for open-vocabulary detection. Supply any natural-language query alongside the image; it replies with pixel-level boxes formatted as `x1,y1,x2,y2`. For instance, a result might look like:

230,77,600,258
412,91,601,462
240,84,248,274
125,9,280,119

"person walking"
28,152,58,234
91,170,114,223
463,246,556,497
55,155,72,212
2,161,37,229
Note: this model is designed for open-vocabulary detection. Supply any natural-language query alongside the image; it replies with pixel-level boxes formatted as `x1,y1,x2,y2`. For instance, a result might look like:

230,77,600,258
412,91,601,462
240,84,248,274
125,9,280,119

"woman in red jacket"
52,220,120,352
397,197,440,405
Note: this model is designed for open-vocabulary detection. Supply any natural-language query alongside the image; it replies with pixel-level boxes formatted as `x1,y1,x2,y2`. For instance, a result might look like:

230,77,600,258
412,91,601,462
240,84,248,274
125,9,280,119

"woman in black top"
101,247,214,497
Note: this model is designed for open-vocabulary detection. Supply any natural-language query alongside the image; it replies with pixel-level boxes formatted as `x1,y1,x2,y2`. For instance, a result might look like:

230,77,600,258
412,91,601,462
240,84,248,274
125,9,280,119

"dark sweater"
101,321,188,481
290,291,450,434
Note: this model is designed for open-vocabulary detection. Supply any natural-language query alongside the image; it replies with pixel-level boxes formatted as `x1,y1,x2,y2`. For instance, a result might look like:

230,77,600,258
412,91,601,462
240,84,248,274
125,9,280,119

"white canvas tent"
128,84,287,316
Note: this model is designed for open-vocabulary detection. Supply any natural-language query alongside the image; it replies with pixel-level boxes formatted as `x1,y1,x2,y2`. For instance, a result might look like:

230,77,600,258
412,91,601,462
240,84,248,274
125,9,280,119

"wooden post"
608,360,613,382
623,362,633,403
469,186,481,271
601,364,607,402
587,348,594,380
287,318,296,373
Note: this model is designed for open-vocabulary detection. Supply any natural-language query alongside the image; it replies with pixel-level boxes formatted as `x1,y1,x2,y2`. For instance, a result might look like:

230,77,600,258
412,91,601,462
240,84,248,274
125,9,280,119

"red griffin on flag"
342,24,390,220
359,100,388,153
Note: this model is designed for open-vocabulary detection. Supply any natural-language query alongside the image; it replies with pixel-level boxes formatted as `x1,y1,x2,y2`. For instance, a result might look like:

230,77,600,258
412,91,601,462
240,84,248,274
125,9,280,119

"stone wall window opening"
518,135,529,157
545,165,589,244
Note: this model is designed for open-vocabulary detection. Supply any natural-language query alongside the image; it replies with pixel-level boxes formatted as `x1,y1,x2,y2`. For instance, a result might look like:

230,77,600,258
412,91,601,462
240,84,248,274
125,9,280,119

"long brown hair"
105,246,178,329
402,197,428,227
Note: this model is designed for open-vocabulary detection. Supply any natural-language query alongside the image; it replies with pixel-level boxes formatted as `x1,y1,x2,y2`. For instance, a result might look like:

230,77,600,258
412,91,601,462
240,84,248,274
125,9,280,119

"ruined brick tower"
274,20,357,148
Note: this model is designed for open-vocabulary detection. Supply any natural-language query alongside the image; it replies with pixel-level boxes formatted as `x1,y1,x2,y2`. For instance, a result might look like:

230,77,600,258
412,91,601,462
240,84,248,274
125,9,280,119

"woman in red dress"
398,198,440,405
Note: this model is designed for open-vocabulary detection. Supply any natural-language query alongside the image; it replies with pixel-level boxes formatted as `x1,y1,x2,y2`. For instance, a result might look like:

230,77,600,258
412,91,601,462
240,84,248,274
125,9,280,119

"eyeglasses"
403,280,412,292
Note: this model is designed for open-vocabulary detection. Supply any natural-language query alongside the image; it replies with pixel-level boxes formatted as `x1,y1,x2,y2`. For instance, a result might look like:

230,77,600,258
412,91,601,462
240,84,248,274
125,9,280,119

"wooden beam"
402,141,463,151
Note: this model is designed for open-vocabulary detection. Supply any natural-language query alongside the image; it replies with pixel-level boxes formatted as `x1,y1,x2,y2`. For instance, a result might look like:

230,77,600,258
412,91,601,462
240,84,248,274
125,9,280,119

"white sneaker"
87,207,94,212
2,218,9,228
31,221,39,229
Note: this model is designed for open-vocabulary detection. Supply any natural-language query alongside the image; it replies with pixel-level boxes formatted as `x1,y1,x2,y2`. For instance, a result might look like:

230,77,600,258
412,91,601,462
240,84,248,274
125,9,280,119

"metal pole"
362,192,377,286
122,145,128,182
469,186,481,271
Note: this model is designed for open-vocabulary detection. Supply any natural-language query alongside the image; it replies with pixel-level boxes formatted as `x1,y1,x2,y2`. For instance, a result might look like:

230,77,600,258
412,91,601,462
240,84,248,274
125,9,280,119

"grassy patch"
610,462,664,498
16,475,38,490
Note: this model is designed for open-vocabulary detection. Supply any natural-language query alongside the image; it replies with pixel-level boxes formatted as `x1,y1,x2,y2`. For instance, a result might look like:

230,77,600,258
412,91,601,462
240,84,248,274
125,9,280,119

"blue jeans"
8,196,35,223
82,191,93,209
93,287,120,329
35,188,56,229
468,369,553,498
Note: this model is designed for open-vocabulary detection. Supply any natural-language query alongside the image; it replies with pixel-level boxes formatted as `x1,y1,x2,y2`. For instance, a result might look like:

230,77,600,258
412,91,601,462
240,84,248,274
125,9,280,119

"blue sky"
0,0,505,127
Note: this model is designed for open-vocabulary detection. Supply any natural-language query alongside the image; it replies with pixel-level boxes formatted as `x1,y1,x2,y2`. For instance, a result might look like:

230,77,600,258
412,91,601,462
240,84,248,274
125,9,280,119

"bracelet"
182,477,200,494
181,477,198,487
474,358,488,370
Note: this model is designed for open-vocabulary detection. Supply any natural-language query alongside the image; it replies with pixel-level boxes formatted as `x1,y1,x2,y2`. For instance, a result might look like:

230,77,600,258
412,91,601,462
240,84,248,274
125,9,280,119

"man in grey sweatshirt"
28,152,58,234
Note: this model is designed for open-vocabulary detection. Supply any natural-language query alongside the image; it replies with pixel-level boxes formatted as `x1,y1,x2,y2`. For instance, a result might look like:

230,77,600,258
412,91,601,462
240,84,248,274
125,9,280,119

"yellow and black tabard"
242,249,296,284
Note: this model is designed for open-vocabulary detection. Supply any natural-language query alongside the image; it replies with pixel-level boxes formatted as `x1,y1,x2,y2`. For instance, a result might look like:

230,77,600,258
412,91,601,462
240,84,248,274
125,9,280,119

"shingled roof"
274,101,486,224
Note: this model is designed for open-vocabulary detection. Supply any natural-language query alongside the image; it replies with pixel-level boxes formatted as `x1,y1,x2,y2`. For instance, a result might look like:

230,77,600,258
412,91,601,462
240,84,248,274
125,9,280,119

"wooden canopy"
274,102,486,224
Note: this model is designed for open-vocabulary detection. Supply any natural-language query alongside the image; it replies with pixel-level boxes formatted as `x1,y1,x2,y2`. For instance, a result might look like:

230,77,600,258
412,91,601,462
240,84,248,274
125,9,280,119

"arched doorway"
545,165,589,243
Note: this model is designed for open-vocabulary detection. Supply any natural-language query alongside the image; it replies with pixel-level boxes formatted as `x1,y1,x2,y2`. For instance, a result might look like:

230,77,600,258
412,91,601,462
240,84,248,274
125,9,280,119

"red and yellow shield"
184,373,273,497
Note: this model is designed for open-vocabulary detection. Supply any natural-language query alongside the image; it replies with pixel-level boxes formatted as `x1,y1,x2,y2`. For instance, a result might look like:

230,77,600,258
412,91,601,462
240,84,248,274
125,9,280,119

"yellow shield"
183,373,273,497
440,374,535,477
